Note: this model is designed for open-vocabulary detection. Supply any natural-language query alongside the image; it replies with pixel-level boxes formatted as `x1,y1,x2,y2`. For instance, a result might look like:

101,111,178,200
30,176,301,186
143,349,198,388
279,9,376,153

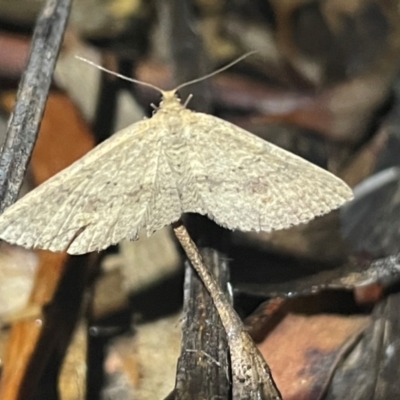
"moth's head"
158,90,184,110
161,90,179,101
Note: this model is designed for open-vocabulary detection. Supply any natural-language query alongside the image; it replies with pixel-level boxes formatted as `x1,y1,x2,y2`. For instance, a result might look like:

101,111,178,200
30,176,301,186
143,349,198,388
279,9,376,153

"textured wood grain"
0,90,353,254
172,221,281,399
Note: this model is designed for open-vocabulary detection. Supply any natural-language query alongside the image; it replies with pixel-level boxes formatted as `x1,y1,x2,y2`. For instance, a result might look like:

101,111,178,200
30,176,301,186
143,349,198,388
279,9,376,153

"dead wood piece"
236,254,400,299
0,0,72,213
162,0,212,113
171,251,230,399
173,220,281,400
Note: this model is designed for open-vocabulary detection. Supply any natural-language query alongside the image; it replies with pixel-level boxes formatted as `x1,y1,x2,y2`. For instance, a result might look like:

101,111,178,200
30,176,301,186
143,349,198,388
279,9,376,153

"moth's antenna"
75,56,164,95
174,50,257,93
76,51,257,96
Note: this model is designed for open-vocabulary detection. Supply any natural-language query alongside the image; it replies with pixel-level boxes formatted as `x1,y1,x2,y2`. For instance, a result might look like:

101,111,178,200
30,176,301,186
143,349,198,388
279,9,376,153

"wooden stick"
172,220,281,400
0,0,72,212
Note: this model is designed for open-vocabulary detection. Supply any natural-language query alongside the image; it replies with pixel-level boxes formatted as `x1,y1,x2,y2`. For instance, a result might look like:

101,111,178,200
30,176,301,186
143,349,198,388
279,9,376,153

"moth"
0,55,353,254
0,55,352,399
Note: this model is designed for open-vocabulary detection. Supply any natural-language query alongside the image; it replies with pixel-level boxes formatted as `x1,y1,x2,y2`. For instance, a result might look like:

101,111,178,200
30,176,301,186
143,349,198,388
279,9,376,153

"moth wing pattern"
184,112,353,232
0,97,353,255
0,119,182,254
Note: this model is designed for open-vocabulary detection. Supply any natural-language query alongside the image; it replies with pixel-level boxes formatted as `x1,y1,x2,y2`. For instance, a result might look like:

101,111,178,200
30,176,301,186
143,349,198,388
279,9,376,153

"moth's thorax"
155,93,190,137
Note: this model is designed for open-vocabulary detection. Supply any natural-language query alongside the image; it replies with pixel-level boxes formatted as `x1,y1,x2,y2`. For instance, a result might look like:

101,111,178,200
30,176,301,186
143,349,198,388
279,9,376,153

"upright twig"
170,250,231,399
0,0,72,213
160,0,212,113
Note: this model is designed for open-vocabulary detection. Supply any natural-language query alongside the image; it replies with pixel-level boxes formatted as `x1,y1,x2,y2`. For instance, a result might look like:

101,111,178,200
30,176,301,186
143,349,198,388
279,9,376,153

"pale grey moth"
0,57,353,255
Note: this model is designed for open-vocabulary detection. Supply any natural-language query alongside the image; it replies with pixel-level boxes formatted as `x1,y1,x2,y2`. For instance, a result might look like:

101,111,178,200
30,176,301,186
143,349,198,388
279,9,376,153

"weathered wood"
0,0,72,212
162,0,212,113
170,249,230,399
